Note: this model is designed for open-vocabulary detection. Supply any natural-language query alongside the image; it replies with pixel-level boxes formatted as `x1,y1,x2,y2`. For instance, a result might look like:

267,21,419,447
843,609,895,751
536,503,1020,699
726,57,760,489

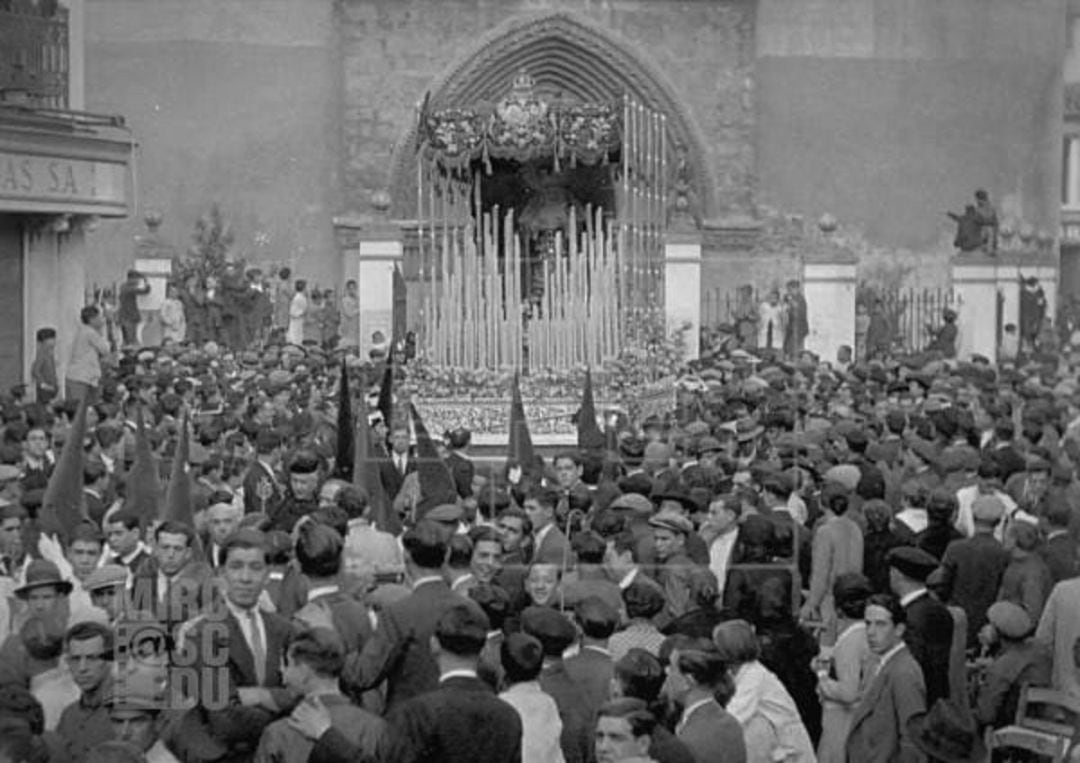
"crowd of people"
90,268,364,354
1,284,1080,762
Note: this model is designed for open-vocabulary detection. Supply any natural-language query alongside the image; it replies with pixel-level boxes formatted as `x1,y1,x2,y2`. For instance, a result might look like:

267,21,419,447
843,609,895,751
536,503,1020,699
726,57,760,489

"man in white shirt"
892,482,928,538
499,632,566,763
846,594,926,762
954,459,1032,541
174,529,294,761
103,510,151,576
286,280,308,346
205,498,243,569
65,305,112,404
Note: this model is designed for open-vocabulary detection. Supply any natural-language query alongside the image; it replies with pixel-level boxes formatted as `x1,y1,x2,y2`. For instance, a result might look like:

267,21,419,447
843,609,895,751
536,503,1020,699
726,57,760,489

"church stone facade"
84,0,1065,298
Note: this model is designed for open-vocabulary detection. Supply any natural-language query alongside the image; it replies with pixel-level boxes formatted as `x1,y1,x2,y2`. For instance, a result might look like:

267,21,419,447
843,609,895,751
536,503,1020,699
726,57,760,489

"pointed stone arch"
386,10,714,219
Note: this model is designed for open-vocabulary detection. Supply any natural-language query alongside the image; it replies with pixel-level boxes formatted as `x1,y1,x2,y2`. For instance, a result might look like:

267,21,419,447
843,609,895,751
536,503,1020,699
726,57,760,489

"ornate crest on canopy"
417,70,622,173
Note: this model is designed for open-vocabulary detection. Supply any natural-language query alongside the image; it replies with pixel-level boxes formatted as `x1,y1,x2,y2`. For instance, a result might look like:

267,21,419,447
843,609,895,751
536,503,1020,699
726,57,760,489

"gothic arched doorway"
390,12,711,371
388,11,712,219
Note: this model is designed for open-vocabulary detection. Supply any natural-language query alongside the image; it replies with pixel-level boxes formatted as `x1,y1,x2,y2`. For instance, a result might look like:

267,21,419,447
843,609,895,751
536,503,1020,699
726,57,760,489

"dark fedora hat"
13,560,73,599
907,700,987,763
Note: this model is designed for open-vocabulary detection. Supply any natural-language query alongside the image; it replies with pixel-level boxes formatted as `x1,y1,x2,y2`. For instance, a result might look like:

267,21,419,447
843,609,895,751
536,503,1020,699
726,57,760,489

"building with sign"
0,0,133,391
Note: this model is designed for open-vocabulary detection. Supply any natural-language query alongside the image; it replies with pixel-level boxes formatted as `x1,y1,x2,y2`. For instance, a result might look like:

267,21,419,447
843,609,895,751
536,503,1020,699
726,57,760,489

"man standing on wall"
66,306,112,404
117,269,150,348
783,279,809,359
1019,277,1047,355
288,279,309,346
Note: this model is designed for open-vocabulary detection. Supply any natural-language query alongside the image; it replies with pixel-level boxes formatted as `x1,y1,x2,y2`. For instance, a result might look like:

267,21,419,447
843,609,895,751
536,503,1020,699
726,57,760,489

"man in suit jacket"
254,628,384,763
565,597,618,716
595,698,671,763
887,546,954,705
171,528,297,763
242,429,284,517
523,486,572,566
648,511,701,630
297,603,522,763
130,520,212,634
82,458,110,526
341,520,473,711
846,594,926,763
666,640,746,763
103,508,151,574
205,495,244,570
292,521,372,654
800,484,864,633
523,606,594,763
987,420,1026,482
938,495,1011,647
379,421,416,502
1039,498,1078,584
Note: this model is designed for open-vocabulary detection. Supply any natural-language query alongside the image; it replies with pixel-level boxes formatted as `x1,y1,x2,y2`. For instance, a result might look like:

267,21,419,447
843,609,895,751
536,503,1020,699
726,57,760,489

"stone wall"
78,0,1066,302
340,0,757,221
83,0,343,284
754,0,1066,252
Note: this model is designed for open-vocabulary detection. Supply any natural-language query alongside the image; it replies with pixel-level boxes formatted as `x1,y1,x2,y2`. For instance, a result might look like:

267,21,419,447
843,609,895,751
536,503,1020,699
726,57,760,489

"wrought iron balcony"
0,2,69,110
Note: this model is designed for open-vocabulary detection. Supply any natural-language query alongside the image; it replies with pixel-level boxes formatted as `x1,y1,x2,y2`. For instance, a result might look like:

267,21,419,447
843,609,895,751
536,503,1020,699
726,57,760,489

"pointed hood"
408,402,458,517
576,368,605,452
335,361,354,482
123,406,161,531
377,360,394,430
38,397,89,543
354,383,399,535
508,372,536,476
163,410,204,559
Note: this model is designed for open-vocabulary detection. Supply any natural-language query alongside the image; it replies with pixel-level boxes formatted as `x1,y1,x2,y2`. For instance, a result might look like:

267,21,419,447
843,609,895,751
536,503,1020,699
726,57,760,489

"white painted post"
803,262,856,364
357,229,403,359
952,264,998,362
664,232,702,361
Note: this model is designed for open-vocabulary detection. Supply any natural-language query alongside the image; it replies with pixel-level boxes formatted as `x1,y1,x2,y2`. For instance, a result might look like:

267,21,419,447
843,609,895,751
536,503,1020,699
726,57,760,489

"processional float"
414,71,669,371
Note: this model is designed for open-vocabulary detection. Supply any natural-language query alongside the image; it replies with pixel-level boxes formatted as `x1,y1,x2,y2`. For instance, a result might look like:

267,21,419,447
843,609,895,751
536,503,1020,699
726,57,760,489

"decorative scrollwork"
416,69,623,172
387,11,719,218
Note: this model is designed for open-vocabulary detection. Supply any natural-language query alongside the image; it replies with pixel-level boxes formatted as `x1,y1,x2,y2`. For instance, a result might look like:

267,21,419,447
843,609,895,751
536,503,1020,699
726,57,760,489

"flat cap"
83,564,128,593
939,446,980,474
972,494,1005,525
648,509,693,536
886,546,939,582
643,441,671,464
698,436,724,454
824,465,861,492
609,493,653,515
520,606,577,656
685,421,710,437
987,601,1033,639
